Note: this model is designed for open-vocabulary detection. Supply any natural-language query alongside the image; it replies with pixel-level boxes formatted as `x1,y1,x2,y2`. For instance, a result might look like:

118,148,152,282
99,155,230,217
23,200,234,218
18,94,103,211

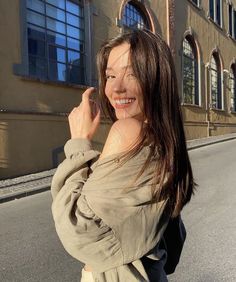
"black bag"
161,215,186,275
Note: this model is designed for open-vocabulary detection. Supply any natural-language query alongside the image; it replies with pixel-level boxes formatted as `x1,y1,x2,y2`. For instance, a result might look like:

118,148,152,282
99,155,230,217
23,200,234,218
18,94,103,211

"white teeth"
115,99,135,105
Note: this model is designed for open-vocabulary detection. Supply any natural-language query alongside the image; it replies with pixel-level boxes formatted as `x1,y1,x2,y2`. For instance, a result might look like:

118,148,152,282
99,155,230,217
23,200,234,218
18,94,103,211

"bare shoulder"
99,118,142,159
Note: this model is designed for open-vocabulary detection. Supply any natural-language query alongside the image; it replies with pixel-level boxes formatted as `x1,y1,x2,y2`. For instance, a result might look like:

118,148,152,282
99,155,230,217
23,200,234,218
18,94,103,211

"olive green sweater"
51,138,169,282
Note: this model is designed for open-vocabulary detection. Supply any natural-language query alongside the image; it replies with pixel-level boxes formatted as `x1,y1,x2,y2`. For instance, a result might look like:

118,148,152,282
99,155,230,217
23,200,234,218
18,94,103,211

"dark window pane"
68,65,84,84
46,0,65,9
27,0,44,13
28,25,45,40
209,0,214,19
29,56,47,78
194,62,199,105
234,10,236,39
68,50,83,66
217,71,222,108
28,39,45,57
49,61,66,81
47,18,66,33
47,30,66,46
66,0,83,16
27,10,45,27
229,5,233,36
48,46,66,63
216,0,221,25
67,37,83,51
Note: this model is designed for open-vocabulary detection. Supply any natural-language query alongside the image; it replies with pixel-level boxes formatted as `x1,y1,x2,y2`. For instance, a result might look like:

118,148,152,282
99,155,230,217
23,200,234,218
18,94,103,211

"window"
210,53,222,109
26,0,85,85
122,1,150,30
230,64,236,112
209,0,222,27
235,10,236,39
182,36,199,105
228,3,236,39
190,0,199,7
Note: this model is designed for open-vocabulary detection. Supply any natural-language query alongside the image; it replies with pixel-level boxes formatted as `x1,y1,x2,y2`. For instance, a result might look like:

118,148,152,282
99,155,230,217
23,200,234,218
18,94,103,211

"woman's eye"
127,73,136,79
106,74,115,80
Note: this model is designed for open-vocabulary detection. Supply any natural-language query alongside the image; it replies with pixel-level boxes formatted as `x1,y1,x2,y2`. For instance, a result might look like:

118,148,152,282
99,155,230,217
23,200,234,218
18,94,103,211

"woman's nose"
112,77,126,94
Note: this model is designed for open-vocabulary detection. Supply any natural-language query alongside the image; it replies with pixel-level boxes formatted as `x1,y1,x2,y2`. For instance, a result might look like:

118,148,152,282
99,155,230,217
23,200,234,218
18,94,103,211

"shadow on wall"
0,121,9,179
0,113,70,179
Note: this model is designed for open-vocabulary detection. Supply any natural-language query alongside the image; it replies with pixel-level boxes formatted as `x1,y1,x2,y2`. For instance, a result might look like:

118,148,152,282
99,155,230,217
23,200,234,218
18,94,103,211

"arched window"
210,52,222,109
182,36,199,105
122,1,150,30
230,64,236,112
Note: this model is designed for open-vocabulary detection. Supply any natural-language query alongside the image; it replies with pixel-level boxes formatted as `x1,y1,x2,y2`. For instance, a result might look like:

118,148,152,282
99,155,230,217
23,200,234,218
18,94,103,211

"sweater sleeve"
51,138,123,272
51,138,169,273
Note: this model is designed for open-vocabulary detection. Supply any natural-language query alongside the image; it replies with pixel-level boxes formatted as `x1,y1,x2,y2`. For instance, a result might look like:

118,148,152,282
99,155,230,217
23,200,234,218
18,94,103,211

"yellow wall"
175,0,236,138
1,0,236,178
0,113,68,178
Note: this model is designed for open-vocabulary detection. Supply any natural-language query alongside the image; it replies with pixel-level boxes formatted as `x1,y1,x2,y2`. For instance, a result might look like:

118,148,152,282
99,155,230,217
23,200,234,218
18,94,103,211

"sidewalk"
1,132,236,204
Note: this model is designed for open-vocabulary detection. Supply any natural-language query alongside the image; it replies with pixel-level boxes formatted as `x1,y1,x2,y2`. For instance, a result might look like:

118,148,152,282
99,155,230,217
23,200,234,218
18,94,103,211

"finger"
72,107,78,112
82,87,96,103
68,107,76,118
91,109,101,135
93,109,101,126
69,106,78,116
90,100,99,118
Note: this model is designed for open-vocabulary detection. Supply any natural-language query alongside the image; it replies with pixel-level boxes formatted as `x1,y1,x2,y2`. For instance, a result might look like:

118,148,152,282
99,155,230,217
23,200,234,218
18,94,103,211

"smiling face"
105,43,144,120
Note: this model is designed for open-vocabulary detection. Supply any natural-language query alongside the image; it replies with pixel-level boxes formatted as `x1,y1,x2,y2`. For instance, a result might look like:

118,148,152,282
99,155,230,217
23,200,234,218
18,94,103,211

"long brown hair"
97,29,196,217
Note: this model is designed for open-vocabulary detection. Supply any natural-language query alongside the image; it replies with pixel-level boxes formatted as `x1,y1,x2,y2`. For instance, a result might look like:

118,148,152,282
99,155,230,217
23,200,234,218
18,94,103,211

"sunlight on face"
105,43,144,120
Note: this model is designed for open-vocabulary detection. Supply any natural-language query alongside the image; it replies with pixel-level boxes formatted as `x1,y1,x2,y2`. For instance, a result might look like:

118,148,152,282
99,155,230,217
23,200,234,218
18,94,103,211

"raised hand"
68,87,100,140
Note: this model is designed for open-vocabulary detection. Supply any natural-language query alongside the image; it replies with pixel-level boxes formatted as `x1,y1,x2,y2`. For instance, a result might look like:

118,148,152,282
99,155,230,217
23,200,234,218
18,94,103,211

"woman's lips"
114,98,136,109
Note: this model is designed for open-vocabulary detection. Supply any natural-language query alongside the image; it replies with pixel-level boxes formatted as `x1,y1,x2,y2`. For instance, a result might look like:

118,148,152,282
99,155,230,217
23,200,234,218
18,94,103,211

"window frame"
227,2,236,40
229,64,236,113
209,52,224,110
189,0,200,8
181,36,200,106
119,0,152,32
13,0,93,87
208,0,223,28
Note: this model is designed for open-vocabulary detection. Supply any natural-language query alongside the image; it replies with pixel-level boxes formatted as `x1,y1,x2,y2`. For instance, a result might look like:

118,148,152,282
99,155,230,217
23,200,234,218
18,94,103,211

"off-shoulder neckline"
91,144,152,170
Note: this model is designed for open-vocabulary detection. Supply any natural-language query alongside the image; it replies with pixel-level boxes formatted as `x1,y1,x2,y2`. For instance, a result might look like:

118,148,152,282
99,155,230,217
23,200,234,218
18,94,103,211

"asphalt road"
0,192,82,282
1,139,236,282
169,139,236,282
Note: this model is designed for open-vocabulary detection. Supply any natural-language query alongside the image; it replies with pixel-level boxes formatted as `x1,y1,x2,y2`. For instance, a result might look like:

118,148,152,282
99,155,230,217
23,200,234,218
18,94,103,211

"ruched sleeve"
51,139,123,272
51,138,169,275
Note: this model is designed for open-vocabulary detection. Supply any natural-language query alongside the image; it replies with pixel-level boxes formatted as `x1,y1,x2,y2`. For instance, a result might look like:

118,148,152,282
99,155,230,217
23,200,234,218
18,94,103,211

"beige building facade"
0,0,236,178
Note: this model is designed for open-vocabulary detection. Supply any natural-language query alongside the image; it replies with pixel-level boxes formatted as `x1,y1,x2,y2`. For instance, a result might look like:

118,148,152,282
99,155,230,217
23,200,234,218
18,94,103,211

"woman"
51,29,195,282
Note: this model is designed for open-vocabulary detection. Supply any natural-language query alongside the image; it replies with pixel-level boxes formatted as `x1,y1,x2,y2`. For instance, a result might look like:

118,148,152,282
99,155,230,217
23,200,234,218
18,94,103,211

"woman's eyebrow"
105,67,113,71
106,65,132,71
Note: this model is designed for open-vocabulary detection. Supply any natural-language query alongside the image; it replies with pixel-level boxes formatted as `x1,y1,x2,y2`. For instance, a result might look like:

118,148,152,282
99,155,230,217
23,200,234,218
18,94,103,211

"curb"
1,134,236,204
187,135,236,150
0,184,50,204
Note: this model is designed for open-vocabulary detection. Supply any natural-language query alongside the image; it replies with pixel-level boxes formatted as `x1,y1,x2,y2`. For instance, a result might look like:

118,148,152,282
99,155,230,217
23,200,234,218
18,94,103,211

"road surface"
1,139,236,281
